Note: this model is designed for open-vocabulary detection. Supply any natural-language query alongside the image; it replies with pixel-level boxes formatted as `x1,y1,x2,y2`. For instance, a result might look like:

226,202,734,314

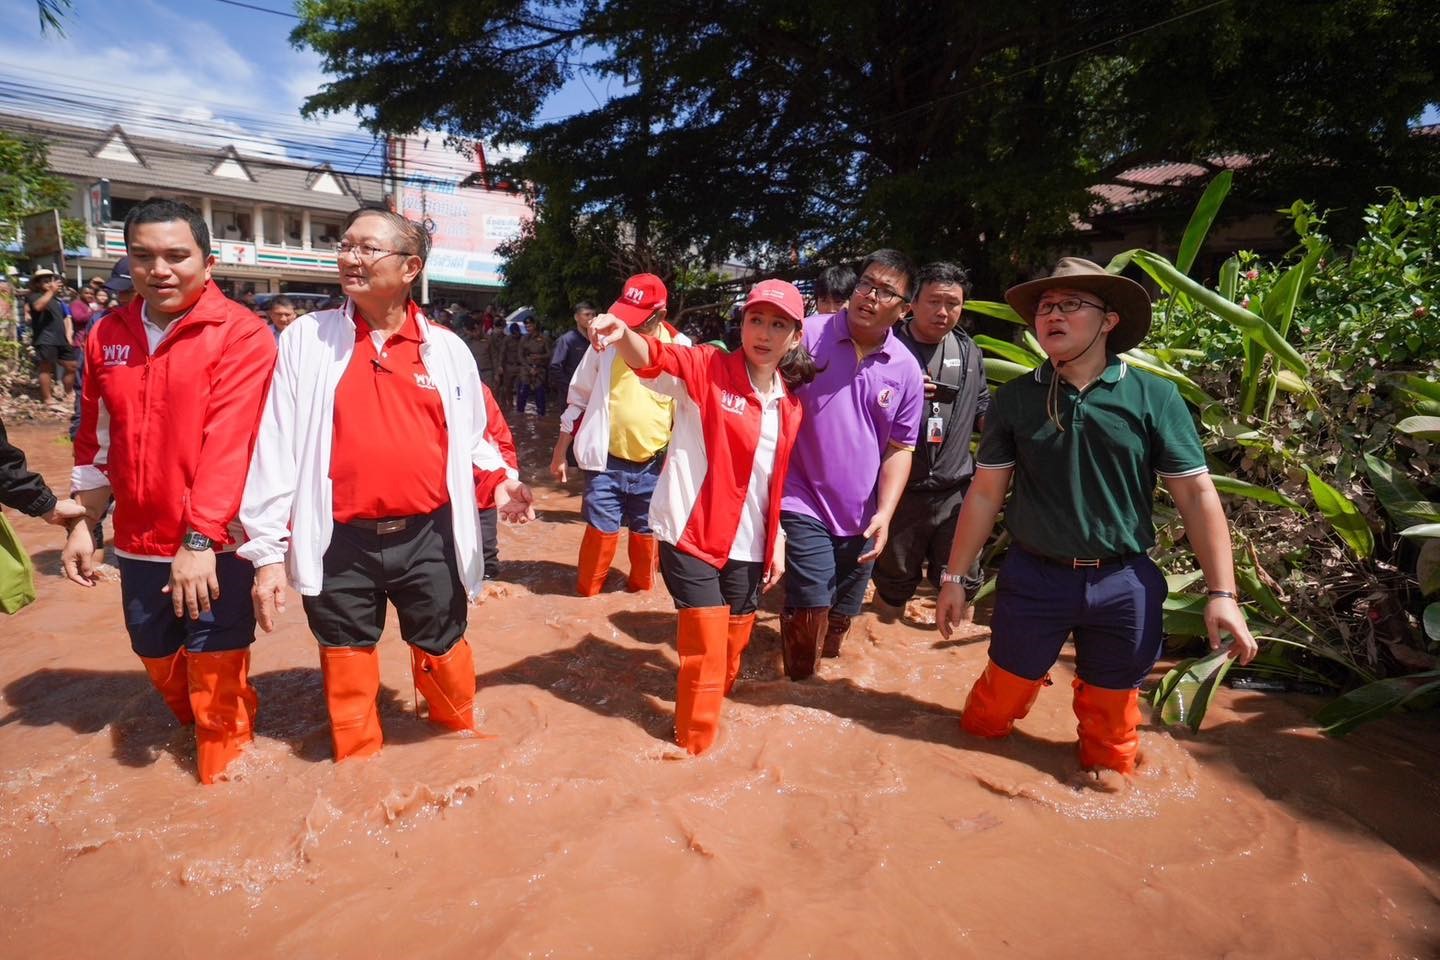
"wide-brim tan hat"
1004,257,1152,354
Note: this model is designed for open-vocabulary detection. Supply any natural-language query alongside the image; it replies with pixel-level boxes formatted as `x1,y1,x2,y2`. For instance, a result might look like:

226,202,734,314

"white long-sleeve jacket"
559,328,690,471
238,302,516,598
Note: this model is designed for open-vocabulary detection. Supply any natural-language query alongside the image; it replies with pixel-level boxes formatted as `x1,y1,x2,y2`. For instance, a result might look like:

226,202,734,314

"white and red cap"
609,273,668,328
743,278,804,325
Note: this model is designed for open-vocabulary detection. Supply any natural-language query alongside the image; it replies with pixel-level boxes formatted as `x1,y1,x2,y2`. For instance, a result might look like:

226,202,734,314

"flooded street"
2,415,1437,959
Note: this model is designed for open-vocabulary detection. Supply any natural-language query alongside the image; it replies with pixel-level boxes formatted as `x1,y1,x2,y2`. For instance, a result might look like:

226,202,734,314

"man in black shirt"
26,268,76,405
872,261,989,621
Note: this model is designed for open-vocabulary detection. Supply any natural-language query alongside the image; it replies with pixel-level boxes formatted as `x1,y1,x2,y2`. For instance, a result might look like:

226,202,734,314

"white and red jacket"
634,337,802,573
72,283,277,557
238,301,515,598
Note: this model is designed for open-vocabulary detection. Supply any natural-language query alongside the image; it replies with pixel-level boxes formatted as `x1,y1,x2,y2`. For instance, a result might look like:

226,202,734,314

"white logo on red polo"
720,390,746,415
102,343,131,366
413,373,437,391
877,387,894,408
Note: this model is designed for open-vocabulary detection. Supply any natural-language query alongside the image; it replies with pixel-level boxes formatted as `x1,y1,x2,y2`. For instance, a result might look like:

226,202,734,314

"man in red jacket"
61,198,277,785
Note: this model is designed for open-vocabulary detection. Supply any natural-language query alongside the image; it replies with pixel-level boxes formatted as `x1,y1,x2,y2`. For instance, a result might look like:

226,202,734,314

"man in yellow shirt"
550,274,685,594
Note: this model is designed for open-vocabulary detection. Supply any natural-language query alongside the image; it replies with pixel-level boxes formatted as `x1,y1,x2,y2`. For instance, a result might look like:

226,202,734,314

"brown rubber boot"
674,607,731,755
779,607,828,680
411,638,478,732
723,612,757,695
821,611,852,658
960,659,1049,738
187,649,259,784
625,531,659,592
139,649,194,725
319,644,383,762
576,525,619,596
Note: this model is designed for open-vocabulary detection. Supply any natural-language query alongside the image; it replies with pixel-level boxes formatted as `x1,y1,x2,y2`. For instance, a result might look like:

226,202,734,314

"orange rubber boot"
674,606,731,755
187,649,259,784
960,659,1048,738
723,612,757,695
626,531,659,592
411,638,478,732
780,607,828,680
139,650,194,725
821,611,851,658
576,525,619,596
1072,679,1141,774
319,645,383,762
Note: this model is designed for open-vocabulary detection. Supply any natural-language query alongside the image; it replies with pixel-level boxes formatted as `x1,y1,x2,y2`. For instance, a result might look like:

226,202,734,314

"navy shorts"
582,454,662,534
987,546,1166,689
658,541,763,615
119,552,257,658
780,511,875,617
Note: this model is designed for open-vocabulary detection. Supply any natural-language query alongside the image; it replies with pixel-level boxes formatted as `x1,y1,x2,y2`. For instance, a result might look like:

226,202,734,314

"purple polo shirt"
781,310,925,536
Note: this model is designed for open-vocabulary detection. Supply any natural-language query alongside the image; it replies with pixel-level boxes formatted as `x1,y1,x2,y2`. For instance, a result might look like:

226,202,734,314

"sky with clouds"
0,0,602,172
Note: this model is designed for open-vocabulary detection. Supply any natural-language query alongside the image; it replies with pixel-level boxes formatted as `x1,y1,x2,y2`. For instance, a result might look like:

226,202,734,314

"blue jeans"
781,511,876,616
119,552,257,657
582,454,662,534
988,547,1167,689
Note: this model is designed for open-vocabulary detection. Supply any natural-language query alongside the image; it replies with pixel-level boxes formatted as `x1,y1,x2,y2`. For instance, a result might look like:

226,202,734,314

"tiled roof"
0,113,385,213
1090,155,1251,212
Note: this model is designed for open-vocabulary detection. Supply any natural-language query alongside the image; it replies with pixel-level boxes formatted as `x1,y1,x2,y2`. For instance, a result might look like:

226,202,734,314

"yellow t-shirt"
608,326,674,460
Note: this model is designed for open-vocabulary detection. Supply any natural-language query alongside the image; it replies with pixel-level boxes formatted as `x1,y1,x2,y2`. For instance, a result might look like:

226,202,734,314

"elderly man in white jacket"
240,208,534,763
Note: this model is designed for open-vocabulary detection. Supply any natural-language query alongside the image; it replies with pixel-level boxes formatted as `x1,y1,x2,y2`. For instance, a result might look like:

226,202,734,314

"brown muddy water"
2,417,1437,959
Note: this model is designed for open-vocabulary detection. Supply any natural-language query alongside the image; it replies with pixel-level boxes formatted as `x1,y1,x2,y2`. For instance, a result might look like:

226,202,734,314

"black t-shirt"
896,324,989,491
27,293,67,346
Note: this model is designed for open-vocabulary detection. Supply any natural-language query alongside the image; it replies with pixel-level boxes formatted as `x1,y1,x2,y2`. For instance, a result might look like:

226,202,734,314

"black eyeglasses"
854,277,908,305
1035,297,1108,316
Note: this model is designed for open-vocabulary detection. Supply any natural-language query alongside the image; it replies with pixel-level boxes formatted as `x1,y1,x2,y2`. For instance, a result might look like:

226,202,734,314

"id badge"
926,416,945,444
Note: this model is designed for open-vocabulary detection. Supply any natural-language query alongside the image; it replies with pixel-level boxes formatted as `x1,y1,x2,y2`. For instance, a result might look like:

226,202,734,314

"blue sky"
0,0,605,171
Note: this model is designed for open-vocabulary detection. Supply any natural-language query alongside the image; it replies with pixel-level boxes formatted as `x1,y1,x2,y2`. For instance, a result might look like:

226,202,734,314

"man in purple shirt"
779,249,925,679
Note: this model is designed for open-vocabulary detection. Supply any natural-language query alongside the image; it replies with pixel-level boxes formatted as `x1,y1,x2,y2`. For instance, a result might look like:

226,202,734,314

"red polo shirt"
331,305,450,522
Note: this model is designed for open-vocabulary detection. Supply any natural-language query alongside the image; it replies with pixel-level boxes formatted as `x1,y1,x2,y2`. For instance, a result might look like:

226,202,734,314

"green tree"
294,0,1440,289
0,130,81,269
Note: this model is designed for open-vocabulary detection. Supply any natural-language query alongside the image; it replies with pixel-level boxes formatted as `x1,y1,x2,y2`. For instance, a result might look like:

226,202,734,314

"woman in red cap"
589,279,816,754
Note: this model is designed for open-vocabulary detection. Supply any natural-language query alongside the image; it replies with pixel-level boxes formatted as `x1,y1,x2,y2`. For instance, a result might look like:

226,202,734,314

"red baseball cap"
609,273,668,328
742,278,805,325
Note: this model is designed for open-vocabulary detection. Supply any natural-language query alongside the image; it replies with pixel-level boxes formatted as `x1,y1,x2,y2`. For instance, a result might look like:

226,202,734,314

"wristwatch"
938,566,967,586
182,531,214,552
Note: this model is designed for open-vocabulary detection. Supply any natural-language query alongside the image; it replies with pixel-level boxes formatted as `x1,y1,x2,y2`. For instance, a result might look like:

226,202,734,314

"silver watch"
182,531,213,551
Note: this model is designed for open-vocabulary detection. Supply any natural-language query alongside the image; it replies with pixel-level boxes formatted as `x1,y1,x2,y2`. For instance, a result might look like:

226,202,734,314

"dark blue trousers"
987,547,1166,690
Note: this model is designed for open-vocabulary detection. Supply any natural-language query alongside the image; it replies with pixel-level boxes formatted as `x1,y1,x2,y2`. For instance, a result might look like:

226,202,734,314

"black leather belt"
346,516,413,534
1017,545,1137,570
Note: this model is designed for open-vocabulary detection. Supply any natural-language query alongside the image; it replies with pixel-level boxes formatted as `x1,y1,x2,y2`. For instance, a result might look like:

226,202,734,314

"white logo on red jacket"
102,343,131,366
720,391,747,415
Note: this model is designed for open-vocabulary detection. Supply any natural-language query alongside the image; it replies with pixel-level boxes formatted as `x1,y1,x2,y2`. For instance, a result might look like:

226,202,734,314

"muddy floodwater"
2,416,1438,959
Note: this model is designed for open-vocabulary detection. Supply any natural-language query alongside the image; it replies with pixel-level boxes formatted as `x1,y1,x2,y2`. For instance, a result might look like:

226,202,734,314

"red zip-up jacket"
72,282,277,557
634,337,803,573
474,383,518,509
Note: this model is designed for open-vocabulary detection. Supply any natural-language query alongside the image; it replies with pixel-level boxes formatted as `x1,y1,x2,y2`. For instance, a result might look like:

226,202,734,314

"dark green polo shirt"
975,356,1207,558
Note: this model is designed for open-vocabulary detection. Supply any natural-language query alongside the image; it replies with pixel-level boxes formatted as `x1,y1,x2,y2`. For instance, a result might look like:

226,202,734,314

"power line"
210,0,301,18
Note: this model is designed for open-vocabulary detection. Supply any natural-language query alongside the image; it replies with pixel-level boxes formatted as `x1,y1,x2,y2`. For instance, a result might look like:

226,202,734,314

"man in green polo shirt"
936,257,1256,782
